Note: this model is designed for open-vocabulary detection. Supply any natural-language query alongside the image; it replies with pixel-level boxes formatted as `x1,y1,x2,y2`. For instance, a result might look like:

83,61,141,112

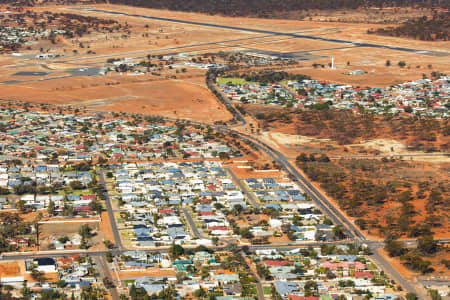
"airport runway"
75,7,449,57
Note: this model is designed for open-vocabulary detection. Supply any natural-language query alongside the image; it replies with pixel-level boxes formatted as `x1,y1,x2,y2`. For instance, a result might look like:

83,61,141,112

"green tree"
56,280,67,288
39,290,65,300
296,153,309,162
15,200,26,212
70,180,83,190
90,200,103,215
47,200,55,216
231,204,243,216
169,243,184,259
428,290,441,300
58,236,69,244
417,235,439,255
405,292,417,300
384,237,406,257
104,240,114,249
400,254,431,274
239,227,254,239
158,286,177,299
304,280,318,296
332,225,346,240
194,288,206,298
0,187,9,195
218,152,230,160
129,284,137,300
20,281,31,298
31,268,46,284
79,224,93,240
80,238,89,249
105,251,113,263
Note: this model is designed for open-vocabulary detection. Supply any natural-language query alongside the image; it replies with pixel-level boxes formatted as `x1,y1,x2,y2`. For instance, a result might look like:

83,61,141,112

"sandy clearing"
0,261,22,277
270,132,332,145
94,79,232,123
99,211,115,245
270,132,450,162
0,75,232,123
227,163,284,179
119,268,176,280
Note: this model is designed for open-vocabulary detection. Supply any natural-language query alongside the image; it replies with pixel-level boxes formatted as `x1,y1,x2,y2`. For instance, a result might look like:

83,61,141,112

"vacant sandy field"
99,211,115,245
39,220,105,250
0,72,232,123
40,220,99,236
268,132,450,162
119,268,176,280
0,260,58,283
0,261,22,278
227,162,284,179
93,79,232,123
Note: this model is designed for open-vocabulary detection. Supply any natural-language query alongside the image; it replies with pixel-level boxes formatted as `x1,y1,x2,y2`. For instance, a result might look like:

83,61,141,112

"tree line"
107,0,449,17
245,107,449,152
223,70,311,85
368,13,449,41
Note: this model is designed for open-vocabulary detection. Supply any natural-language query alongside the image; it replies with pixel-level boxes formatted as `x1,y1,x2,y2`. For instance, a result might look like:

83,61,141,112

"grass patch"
217,77,257,85
124,279,135,286
69,189,91,196
263,286,272,295
120,230,131,238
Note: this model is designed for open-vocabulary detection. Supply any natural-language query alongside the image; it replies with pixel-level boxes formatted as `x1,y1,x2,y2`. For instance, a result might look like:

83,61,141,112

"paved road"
225,168,260,209
206,76,247,125
97,169,124,250
240,249,265,300
182,208,204,239
0,240,358,261
328,153,450,159
161,115,423,297
228,130,365,241
369,245,424,299
95,255,120,300
230,131,427,297
255,278,265,300
0,102,434,299
77,7,448,57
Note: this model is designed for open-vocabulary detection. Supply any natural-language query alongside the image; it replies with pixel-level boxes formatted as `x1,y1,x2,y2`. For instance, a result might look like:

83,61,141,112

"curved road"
155,114,423,297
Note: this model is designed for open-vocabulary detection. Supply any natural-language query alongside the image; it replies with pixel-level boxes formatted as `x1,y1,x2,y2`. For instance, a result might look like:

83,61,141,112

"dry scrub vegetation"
243,106,449,152
0,9,129,52
295,156,449,240
368,13,450,41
